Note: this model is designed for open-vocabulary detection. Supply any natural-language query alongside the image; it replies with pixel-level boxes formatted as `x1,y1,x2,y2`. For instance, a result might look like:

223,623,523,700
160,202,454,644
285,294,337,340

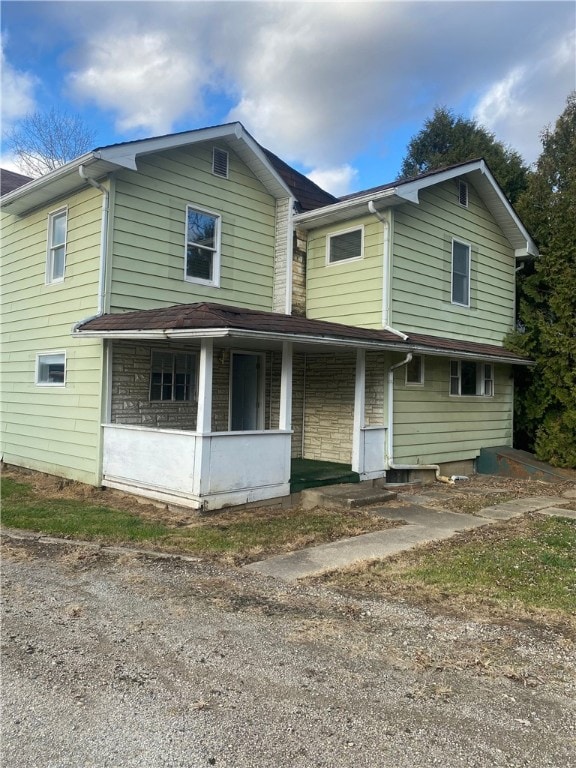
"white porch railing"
102,424,292,510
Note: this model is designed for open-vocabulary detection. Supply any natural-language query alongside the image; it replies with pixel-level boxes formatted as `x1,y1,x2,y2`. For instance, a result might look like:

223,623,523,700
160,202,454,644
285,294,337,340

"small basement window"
327,227,363,264
36,352,66,386
150,351,197,402
212,147,229,178
450,360,493,397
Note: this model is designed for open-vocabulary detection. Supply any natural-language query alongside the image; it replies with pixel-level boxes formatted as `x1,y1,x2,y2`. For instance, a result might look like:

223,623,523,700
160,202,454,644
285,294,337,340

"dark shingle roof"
1,168,33,196
76,302,530,364
261,148,338,212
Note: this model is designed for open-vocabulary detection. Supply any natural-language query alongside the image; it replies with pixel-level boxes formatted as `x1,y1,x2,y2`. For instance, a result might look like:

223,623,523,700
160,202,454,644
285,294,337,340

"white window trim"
449,360,494,398
35,350,66,387
405,355,425,386
46,207,68,285
326,225,364,266
451,238,471,307
184,204,222,288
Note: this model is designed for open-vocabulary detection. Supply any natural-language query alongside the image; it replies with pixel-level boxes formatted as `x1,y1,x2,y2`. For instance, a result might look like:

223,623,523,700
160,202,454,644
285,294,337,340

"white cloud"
307,164,358,197
67,30,210,135
472,29,576,163
0,38,37,135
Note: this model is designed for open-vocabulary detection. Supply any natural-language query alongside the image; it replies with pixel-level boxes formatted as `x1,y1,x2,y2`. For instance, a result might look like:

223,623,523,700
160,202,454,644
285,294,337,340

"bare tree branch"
6,108,97,177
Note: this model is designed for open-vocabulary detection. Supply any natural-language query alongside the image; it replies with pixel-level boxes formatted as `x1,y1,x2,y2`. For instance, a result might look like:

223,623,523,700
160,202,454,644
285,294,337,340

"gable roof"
0,168,34,196
294,158,538,258
0,122,335,217
74,302,531,365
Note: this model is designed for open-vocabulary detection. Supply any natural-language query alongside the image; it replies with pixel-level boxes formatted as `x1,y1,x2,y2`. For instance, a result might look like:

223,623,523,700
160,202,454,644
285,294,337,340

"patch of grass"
0,476,392,562
325,515,576,615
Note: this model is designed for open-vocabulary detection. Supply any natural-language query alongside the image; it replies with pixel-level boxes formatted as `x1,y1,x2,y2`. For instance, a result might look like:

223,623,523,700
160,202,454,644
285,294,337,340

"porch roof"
74,302,532,365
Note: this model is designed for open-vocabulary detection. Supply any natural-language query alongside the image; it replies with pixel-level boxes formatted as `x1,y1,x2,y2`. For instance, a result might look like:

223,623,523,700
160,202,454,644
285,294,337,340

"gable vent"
458,179,469,207
212,147,229,178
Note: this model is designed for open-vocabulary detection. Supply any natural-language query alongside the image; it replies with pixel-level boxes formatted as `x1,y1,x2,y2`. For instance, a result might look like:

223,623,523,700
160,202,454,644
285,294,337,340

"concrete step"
301,482,397,510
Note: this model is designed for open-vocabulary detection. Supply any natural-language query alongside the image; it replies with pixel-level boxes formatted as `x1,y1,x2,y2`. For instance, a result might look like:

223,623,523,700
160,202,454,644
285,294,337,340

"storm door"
230,352,264,430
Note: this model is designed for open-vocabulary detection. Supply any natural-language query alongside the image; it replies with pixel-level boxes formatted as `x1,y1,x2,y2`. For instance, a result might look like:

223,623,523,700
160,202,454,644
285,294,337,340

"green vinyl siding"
393,356,513,465
305,215,384,328
1,186,104,484
109,144,278,312
392,180,516,343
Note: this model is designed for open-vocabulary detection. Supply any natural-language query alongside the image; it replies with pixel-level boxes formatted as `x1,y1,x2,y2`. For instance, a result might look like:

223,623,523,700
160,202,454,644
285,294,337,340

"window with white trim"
212,147,229,178
406,355,424,385
450,360,493,397
451,239,471,306
46,209,67,283
185,206,221,285
36,352,66,386
327,227,363,264
150,351,197,402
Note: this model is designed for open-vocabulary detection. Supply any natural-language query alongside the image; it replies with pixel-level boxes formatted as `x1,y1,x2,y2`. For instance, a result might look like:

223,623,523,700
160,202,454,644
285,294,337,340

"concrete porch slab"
300,483,397,510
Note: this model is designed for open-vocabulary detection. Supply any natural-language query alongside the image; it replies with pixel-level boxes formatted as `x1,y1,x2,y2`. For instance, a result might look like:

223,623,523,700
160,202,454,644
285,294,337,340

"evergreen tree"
399,107,529,203
508,92,576,467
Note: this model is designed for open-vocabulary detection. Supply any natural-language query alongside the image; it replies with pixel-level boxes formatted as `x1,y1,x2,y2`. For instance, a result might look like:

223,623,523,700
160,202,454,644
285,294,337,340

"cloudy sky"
2,1,575,194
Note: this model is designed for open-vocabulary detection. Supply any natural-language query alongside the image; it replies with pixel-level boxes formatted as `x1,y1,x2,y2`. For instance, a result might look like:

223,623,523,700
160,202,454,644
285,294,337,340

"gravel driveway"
2,536,575,768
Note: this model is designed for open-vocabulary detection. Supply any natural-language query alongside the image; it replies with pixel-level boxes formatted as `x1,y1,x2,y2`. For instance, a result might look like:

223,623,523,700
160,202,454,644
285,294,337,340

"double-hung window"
47,209,67,283
450,360,493,397
150,351,197,402
327,227,363,264
36,352,66,386
185,205,221,286
451,239,471,306
406,355,424,385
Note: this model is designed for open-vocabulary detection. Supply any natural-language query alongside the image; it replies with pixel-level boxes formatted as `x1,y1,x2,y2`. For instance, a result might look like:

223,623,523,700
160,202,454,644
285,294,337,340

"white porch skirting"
102,424,292,510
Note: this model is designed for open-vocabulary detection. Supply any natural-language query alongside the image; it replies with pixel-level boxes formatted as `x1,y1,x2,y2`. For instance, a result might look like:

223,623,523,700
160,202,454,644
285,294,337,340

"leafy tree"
399,107,529,203
6,108,96,177
508,92,576,467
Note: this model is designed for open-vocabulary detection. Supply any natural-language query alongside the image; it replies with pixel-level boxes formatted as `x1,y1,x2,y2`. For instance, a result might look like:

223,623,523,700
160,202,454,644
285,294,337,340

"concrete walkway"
244,495,574,582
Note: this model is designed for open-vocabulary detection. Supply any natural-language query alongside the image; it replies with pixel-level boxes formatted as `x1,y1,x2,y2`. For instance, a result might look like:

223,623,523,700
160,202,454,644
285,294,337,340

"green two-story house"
1,124,536,509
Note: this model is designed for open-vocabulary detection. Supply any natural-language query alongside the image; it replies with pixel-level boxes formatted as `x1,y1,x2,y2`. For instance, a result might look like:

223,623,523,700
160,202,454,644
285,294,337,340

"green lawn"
0,476,391,563
323,514,576,616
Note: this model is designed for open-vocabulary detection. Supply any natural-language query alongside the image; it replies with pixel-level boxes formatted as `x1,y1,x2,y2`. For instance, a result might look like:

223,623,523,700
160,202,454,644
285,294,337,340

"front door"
230,352,264,430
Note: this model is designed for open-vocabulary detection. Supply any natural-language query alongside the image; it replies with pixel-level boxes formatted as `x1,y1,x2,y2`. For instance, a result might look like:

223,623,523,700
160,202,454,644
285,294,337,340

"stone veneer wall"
292,229,307,317
272,198,290,313
302,351,356,464
111,342,285,434
365,352,389,426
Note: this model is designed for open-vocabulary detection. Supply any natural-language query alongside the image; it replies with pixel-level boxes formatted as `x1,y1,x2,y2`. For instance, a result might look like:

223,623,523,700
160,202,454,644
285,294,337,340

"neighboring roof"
260,147,337,212
0,168,34,196
294,158,538,258
74,302,531,365
0,122,335,217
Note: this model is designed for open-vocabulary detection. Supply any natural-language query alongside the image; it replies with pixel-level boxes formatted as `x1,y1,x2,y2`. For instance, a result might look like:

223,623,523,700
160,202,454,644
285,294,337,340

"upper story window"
327,226,363,264
451,239,471,307
212,147,229,178
36,351,66,386
406,355,424,385
450,360,493,397
458,180,469,207
185,205,221,286
46,208,67,284
150,351,197,402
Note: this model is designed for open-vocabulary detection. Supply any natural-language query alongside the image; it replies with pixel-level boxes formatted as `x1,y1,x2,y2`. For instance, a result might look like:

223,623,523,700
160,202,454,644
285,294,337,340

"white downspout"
368,201,408,341
79,165,109,315
386,353,454,485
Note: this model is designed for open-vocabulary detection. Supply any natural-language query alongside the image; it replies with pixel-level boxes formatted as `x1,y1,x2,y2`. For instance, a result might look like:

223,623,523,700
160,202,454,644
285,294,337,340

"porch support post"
352,348,366,474
197,338,213,434
279,341,293,430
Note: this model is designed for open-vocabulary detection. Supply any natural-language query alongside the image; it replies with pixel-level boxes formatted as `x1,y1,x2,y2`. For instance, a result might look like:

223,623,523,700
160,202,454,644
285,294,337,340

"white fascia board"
73,324,531,364
294,189,399,229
